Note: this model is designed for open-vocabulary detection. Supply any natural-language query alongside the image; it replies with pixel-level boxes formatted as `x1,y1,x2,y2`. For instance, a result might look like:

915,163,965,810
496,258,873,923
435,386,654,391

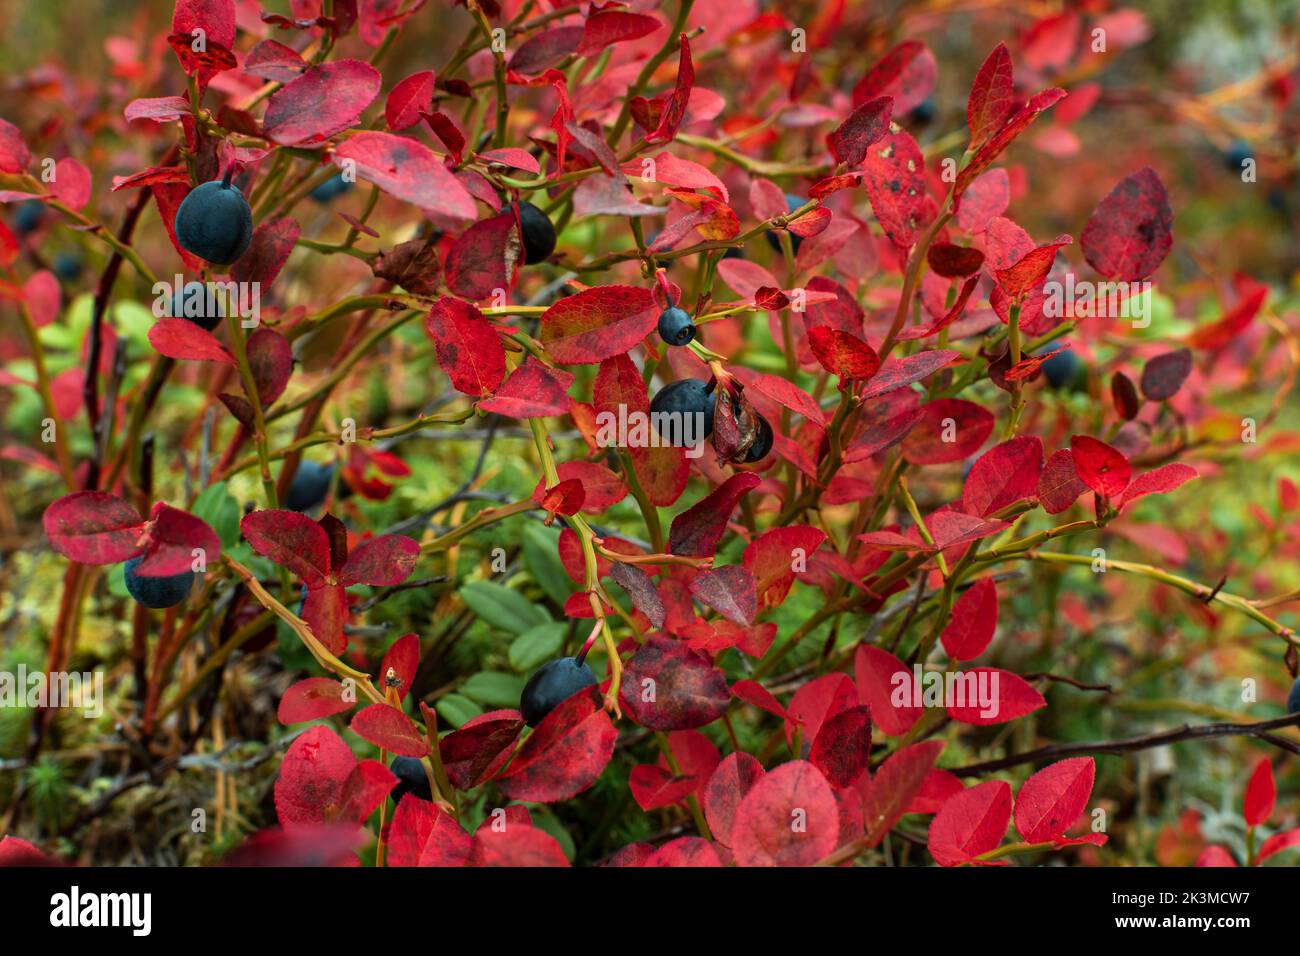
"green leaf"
522,523,572,606
191,482,241,549
435,693,482,729
508,621,567,672
460,672,526,709
459,580,551,635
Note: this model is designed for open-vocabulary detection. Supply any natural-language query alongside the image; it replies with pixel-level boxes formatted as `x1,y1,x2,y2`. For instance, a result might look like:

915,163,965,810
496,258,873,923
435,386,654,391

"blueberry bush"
1,0,1299,869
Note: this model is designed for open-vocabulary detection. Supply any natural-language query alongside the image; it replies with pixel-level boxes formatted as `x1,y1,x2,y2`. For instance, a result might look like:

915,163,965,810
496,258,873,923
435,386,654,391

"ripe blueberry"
123,555,195,609
520,656,598,726
1042,349,1084,390
1223,139,1251,173
310,172,353,204
908,96,937,126
285,461,335,512
389,755,433,804
53,251,82,281
649,378,716,446
657,306,696,347
742,414,774,462
1288,677,1300,715
765,193,804,254
174,172,253,265
513,200,556,265
13,199,44,235
170,281,226,331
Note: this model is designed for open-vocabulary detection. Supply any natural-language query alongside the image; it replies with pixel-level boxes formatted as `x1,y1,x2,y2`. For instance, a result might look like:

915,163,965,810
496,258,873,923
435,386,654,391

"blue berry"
52,251,82,281
123,555,195,609
742,415,773,463
170,281,226,331
657,306,696,347
1288,677,1300,715
285,461,335,512
513,200,556,265
309,172,353,203
649,379,715,446
1042,349,1084,390
908,96,937,125
174,175,253,265
389,755,433,803
520,656,597,726
765,193,804,254
13,199,44,235
1223,139,1252,173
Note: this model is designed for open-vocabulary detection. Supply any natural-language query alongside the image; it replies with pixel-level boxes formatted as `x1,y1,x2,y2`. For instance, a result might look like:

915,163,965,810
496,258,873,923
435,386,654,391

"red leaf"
621,151,727,201
928,779,1011,865
264,60,381,145
731,679,788,720
334,131,477,220
1196,846,1239,868
243,40,308,82
860,350,962,396
387,797,472,867
1244,758,1276,827
247,328,294,404
852,41,936,114
1038,449,1088,514
618,636,730,730
380,633,419,701
277,677,353,724
445,210,522,301
577,9,661,56
0,118,31,173
955,168,1010,233
689,565,757,626
339,534,419,586
536,460,627,511
630,765,698,811
469,826,570,867
439,710,524,789
1140,349,1193,401
232,217,300,288
667,472,761,557
902,399,995,465
956,88,1066,198
807,327,880,381
854,645,922,737
703,752,766,846
638,33,694,144
43,492,145,565
425,298,506,397
497,688,616,803
863,125,927,250
1014,757,1095,843
385,70,435,131
1258,828,1300,864
536,477,587,522
148,318,235,364
274,725,360,828
49,158,91,210
134,503,221,576
240,509,331,587
828,95,893,167
0,835,49,866
994,234,1072,298
941,577,998,661
350,703,426,757
743,525,827,610
962,435,1044,517
809,705,873,789
478,358,574,417
539,285,658,364
303,582,349,655
927,242,985,278
643,836,722,867
1069,435,1131,499
1118,463,1197,509
735,370,827,427
609,561,664,629
1186,284,1267,351
862,740,945,846
967,43,1015,149
945,668,1046,725
1080,167,1173,281
731,761,840,866
478,148,539,174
